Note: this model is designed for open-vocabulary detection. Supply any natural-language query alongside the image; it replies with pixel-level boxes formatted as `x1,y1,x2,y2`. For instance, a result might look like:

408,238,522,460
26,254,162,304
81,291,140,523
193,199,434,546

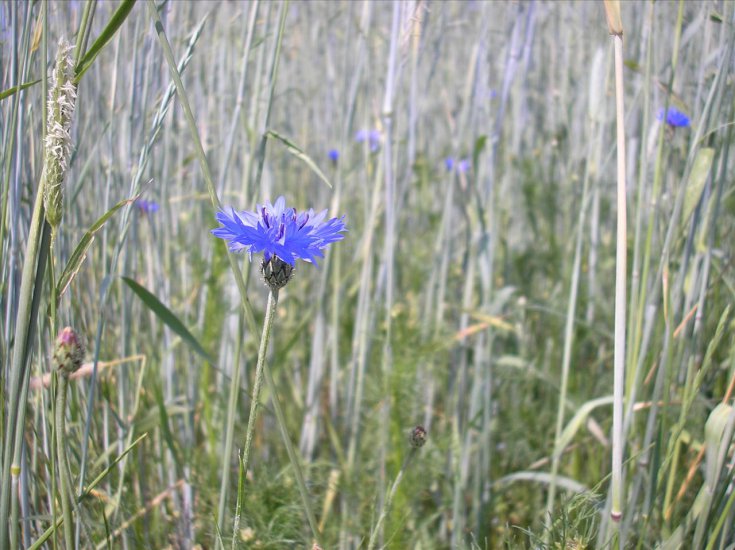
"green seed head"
53,327,85,376
43,39,76,229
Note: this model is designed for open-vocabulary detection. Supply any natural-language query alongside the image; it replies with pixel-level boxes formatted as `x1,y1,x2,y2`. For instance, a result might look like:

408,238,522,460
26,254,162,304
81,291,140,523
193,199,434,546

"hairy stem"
240,289,278,481
55,375,74,549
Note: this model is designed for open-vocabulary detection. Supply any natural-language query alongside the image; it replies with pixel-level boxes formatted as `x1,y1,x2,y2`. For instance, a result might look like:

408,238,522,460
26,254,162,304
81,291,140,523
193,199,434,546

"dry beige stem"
30,355,146,391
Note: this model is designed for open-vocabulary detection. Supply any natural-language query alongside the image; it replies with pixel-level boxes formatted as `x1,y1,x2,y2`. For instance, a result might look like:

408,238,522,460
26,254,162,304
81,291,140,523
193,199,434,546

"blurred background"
1,1,734,548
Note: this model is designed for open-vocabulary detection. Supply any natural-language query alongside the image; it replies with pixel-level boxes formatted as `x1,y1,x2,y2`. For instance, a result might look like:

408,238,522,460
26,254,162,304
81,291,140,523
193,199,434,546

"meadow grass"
1,1,735,548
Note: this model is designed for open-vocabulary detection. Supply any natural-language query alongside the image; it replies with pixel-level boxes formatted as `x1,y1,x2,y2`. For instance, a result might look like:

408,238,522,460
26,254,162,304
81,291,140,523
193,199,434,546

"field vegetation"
1,1,734,548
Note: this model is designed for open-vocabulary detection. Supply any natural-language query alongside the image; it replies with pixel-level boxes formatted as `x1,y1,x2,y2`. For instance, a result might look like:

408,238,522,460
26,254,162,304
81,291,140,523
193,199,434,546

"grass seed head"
43,39,76,229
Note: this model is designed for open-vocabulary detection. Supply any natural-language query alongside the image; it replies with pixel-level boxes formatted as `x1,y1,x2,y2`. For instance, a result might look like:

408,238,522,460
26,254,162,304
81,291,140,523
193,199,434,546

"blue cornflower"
368,130,381,151
136,199,159,214
328,148,339,162
657,107,690,128
444,157,470,173
355,129,381,152
211,196,346,267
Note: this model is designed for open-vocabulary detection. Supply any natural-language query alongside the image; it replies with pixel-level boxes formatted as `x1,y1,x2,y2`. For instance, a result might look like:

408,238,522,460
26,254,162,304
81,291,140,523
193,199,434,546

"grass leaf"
554,396,614,458
57,197,135,299
472,135,487,171
266,129,333,188
683,147,715,225
74,0,137,84
0,79,41,101
121,276,212,363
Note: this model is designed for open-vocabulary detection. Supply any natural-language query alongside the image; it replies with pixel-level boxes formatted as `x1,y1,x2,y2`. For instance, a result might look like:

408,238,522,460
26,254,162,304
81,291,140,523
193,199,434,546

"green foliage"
504,492,601,549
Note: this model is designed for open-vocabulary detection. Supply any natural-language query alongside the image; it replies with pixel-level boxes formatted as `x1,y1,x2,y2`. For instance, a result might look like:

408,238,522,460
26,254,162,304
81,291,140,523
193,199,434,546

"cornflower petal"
211,197,346,267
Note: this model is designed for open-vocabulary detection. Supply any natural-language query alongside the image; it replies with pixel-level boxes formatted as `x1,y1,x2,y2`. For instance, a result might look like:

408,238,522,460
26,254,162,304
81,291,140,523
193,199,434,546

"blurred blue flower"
444,157,470,173
657,107,690,128
368,130,381,149
328,148,339,162
136,199,159,214
211,196,346,266
0,5,7,43
355,129,381,152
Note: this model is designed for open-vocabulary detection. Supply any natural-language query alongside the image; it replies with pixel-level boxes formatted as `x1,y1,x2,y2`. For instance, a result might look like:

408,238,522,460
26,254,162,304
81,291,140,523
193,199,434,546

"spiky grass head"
43,39,76,229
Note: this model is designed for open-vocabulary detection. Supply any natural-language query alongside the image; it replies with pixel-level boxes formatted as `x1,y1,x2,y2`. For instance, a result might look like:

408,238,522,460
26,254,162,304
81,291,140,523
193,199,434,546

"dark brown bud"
409,425,427,448
261,256,294,292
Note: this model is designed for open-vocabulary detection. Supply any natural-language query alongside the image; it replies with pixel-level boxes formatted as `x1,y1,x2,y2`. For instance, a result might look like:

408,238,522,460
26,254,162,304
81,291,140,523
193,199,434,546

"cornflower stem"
215,4,259,538
367,448,418,550
236,289,322,545
146,2,321,544
54,374,74,549
239,289,278,486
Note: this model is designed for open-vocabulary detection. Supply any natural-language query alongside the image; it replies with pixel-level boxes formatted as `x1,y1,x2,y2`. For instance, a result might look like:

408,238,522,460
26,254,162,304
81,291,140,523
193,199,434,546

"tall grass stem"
0,177,49,549
610,28,628,527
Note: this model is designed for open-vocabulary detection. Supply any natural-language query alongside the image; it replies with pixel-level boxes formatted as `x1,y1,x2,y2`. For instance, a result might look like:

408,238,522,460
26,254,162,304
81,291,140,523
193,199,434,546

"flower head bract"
211,196,346,267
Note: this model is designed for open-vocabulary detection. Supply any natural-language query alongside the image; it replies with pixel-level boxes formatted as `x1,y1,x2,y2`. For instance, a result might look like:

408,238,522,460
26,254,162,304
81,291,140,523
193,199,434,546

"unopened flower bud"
53,327,84,376
261,256,294,292
409,425,427,448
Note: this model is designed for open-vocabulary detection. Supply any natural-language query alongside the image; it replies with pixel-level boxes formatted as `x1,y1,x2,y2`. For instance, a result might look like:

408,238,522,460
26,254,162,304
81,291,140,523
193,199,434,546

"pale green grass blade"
554,396,614,458
266,130,333,189
682,147,714,225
